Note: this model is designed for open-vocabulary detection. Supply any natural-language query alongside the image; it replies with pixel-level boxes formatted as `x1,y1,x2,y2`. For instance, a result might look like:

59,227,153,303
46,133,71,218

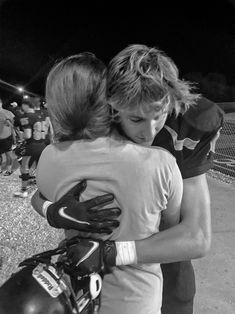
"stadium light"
0,78,42,98
17,86,24,93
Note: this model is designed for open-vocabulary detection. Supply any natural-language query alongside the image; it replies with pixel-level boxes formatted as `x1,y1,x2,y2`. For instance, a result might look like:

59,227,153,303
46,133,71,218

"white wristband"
115,241,137,266
42,201,53,218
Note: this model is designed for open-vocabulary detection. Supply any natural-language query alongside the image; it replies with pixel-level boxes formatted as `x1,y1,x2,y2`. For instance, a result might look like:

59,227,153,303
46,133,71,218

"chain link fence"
213,114,235,177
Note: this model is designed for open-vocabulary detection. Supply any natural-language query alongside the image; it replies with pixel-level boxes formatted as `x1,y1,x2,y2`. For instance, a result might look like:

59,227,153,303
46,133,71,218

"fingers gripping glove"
66,238,138,277
44,180,121,234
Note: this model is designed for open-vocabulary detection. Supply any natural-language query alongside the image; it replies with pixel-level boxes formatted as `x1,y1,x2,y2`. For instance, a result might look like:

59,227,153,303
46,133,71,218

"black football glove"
46,180,121,234
65,237,117,277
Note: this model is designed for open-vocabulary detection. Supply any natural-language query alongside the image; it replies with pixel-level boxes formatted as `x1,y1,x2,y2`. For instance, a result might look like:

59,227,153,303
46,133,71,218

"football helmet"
0,238,102,314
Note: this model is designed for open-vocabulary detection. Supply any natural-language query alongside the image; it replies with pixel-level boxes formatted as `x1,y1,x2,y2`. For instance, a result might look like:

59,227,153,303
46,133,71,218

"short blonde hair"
107,44,200,117
46,52,111,142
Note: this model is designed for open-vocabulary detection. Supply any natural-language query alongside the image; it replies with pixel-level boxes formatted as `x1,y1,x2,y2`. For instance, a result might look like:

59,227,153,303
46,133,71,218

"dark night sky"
0,0,234,99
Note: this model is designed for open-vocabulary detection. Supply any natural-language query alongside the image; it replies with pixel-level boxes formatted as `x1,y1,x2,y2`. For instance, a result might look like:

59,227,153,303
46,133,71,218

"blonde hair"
107,44,200,117
46,52,111,142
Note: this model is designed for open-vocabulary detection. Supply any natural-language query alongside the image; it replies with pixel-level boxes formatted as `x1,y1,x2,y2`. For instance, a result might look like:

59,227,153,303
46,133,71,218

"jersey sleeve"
179,129,220,178
153,97,225,179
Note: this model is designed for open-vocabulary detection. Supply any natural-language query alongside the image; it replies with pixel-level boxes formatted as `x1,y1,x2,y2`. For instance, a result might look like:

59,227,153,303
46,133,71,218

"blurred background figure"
13,97,49,198
0,97,15,176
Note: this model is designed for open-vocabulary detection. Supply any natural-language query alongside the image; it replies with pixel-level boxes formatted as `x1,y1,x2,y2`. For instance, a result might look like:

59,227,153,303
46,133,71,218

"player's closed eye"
129,118,143,123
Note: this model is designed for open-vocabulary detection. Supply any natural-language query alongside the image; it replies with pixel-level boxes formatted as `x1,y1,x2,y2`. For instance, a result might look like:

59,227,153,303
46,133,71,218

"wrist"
115,241,137,266
103,241,117,267
42,200,53,218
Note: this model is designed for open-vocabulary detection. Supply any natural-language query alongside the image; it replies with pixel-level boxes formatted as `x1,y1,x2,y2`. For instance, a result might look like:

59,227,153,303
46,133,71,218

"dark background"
0,0,235,104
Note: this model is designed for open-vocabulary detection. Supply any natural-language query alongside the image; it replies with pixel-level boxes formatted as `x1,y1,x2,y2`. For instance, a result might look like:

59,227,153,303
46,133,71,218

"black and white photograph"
0,1,234,313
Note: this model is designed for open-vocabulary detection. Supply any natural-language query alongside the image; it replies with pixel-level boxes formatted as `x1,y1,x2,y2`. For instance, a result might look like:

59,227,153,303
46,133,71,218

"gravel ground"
0,168,64,286
0,167,234,287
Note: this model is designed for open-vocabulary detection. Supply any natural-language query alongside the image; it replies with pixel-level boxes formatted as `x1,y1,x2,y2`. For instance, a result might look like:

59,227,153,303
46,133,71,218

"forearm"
31,189,49,218
135,215,207,264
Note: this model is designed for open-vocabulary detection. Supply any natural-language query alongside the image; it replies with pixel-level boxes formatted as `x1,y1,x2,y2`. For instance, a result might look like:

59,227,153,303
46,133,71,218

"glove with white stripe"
45,180,121,234
65,237,117,276
65,237,138,277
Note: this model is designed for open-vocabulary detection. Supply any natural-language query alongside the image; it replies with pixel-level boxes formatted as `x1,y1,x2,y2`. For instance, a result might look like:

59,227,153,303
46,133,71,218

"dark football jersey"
19,111,49,143
40,107,49,119
152,97,224,179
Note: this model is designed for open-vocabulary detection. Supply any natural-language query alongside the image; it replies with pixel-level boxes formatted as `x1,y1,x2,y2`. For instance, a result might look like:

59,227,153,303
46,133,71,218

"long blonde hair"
46,52,111,142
